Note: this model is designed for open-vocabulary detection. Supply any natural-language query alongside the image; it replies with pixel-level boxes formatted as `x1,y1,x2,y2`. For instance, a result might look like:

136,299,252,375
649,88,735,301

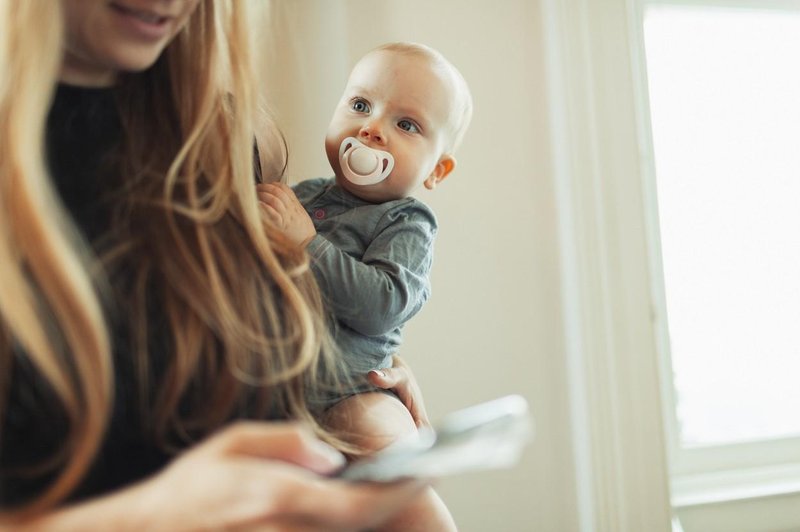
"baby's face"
325,51,456,203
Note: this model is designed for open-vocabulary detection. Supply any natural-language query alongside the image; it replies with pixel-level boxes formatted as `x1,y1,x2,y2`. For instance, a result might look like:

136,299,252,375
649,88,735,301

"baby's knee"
325,392,417,453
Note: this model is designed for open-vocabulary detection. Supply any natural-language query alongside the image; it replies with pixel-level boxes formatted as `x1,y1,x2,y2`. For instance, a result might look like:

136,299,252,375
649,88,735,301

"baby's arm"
256,182,316,247
308,204,437,336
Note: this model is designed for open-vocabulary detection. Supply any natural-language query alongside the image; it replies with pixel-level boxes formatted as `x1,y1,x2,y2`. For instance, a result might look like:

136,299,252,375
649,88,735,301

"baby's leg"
324,392,457,532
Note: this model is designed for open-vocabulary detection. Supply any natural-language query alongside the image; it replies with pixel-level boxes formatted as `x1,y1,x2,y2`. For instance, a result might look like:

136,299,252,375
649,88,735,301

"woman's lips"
110,2,172,40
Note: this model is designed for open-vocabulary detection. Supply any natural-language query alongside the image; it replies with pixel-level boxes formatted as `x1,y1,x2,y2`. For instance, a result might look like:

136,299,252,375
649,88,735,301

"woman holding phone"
0,1,429,529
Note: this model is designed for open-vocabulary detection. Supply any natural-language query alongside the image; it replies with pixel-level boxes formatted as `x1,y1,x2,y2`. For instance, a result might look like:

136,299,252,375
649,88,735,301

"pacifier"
338,137,394,186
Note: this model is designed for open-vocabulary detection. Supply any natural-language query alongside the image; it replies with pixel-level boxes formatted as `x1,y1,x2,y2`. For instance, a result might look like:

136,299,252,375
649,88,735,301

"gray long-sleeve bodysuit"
294,177,437,379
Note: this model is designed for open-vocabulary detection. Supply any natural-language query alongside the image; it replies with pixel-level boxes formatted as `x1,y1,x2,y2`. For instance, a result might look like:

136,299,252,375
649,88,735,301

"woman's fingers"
209,422,345,475
218,423,428,530
141,422,428,531
208,428,428,531
367,356,431,427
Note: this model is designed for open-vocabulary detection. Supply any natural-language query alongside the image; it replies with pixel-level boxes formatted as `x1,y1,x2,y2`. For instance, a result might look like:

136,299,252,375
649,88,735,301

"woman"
0,0,430,529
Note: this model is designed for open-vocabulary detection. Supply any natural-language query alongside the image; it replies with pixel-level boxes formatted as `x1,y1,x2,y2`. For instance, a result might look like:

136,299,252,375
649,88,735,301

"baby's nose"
358,123,385,144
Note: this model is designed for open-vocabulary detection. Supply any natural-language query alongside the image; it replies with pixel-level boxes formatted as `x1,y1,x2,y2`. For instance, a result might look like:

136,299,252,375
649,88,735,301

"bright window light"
644,6,800,447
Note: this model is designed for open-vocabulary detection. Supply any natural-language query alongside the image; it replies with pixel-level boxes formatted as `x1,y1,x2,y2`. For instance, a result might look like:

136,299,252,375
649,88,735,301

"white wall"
260,2,578,530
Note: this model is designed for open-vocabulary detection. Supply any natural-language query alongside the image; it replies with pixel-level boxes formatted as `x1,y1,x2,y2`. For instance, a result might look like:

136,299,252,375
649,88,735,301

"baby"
258,42,472,531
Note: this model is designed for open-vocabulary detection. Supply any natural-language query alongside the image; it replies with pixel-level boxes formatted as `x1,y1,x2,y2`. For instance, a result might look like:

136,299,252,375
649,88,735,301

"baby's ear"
424,155,456,190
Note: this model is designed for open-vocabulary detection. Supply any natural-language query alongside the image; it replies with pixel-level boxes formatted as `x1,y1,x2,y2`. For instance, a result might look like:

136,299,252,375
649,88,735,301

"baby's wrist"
299,231,317,249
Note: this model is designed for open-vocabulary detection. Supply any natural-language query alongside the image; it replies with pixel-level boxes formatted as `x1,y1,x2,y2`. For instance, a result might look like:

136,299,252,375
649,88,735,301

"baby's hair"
371,42,473,153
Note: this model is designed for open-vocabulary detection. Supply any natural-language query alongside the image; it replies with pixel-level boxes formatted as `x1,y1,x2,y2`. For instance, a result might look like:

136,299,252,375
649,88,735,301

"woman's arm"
8,423,427,532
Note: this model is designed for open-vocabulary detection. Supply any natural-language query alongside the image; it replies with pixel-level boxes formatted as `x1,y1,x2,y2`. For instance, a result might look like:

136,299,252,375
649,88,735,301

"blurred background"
254,1,800,531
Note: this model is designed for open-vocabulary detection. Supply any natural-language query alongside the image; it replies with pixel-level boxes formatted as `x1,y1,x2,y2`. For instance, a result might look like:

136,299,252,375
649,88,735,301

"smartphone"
336,394,533,482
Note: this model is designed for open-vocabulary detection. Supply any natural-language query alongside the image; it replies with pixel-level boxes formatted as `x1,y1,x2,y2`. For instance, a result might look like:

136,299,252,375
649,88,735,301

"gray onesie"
293,177,437,381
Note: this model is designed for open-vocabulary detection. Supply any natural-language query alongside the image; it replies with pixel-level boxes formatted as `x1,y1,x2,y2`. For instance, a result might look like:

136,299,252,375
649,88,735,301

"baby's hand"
256,182,316,247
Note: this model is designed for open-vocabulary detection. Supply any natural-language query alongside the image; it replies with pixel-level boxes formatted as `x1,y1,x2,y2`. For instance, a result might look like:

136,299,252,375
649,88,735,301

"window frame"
541,0,674,528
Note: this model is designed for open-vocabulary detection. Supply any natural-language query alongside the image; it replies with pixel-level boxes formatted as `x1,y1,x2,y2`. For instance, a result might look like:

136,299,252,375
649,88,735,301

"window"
644,4,800,448
542,0,800,527
641,0,800,509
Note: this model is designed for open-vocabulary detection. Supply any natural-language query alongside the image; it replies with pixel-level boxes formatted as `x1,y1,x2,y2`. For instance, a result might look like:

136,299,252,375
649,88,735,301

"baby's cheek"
324,136,341,172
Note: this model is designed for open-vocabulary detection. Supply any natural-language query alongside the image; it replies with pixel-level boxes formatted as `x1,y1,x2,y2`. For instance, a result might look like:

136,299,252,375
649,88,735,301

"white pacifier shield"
339,137,394,186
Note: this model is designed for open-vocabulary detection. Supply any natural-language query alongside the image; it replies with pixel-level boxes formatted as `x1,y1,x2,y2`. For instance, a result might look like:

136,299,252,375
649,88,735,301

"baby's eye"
351,99,370,113
398,119,420,133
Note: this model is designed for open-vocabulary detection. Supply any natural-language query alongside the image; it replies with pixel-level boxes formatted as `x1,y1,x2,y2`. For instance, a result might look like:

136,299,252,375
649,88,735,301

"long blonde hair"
0,0,336,517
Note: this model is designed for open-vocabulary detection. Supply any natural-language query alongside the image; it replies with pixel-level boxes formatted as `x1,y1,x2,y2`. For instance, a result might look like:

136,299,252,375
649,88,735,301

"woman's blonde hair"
0,0,337,518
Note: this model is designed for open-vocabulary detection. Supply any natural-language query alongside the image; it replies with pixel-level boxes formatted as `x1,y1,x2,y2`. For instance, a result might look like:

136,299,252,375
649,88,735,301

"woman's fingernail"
370,369,386,378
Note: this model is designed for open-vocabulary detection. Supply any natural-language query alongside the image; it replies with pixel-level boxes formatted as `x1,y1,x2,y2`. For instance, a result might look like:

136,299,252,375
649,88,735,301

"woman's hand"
21,423,427,532
367,355,431,428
